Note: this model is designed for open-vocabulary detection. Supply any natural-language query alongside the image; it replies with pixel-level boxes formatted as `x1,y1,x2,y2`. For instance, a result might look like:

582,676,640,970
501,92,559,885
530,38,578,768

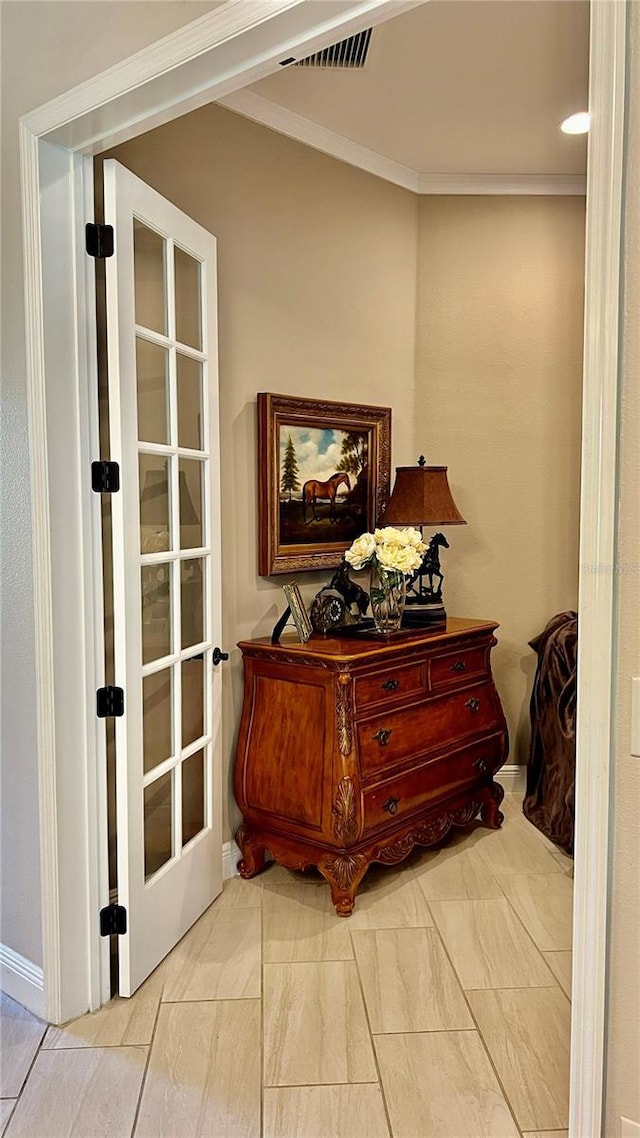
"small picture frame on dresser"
282,582,313,643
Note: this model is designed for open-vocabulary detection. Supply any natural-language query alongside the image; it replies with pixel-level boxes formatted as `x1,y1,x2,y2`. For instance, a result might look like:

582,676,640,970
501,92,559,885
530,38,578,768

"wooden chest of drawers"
234,618,508,915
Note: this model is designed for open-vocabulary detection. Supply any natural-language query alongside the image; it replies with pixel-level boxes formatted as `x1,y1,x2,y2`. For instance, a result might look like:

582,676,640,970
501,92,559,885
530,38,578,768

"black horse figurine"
408,531,450,603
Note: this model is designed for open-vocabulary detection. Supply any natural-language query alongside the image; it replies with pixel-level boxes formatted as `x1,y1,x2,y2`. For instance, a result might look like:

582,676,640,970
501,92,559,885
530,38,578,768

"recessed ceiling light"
561,112,591,135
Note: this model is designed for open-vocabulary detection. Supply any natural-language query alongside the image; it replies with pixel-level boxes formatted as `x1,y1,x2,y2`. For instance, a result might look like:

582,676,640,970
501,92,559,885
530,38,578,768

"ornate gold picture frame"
258,392,391,576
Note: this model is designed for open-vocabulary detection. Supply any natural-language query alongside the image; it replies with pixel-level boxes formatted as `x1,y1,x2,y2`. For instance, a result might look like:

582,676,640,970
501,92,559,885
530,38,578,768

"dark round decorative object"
310,593,352,634
310,561,370,634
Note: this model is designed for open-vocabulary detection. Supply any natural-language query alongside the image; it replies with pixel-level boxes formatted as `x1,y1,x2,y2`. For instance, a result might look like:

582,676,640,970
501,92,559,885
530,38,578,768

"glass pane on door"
182,749,205,847
144,770,173,879
141,564,171,664
134,220,167,335
174,247,202,350
177,354,203,451
181,558,204,649
143,670,173,773
136,338,169,445
140,455,171,553
182,656,204,747
179,458,203,548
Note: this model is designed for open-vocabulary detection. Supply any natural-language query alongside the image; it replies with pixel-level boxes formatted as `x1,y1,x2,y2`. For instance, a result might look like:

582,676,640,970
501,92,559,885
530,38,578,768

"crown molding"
218,89,420,191
418,172,586,195
218,90,587,196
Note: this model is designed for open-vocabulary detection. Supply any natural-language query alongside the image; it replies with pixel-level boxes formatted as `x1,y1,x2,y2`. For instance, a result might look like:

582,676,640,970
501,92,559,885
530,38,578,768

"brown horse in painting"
302,472,351,523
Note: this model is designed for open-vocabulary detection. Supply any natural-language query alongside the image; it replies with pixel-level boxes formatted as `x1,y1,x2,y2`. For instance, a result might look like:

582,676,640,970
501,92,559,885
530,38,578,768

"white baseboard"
223,839,241,880
499,764,526,796
0,944,46,1020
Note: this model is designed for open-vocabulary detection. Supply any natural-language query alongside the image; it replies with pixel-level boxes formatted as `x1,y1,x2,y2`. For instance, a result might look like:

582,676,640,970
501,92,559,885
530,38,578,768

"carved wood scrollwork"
375,833,415,864
449,801,481,827
323,852,367,891
374,804,483,867
331,776,358,845
375,816,452,865
412,814,454,847
335,673,353,756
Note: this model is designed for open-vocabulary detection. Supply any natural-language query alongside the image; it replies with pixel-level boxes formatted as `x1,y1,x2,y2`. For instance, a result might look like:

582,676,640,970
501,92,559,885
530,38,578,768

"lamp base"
401,603,447,628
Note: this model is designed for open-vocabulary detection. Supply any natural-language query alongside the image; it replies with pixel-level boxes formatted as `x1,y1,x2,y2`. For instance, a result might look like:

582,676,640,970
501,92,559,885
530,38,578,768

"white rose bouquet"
345,527,426,632
345,526,425,576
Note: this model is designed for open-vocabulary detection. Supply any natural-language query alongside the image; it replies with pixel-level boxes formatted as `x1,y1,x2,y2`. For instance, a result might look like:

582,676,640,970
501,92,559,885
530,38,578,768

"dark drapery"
523,611,577,855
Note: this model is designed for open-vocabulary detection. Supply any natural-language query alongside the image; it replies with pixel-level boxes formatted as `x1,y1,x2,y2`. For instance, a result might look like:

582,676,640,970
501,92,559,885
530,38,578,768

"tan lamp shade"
379,459,466,526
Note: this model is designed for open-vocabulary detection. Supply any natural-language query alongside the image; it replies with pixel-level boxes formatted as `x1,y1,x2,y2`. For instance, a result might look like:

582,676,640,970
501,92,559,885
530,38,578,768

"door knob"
212,647,229,666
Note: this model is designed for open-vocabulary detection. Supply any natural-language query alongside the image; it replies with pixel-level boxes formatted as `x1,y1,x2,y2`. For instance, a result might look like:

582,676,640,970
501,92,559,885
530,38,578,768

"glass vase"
369,564,406,634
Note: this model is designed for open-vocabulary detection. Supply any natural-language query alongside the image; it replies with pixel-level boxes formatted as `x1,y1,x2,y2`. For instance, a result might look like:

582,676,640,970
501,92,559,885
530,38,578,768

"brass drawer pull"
372,728,392,746
465,697,480,712
474,758,488,774
382,678,399,691
382,796,400,815
450,659,467,673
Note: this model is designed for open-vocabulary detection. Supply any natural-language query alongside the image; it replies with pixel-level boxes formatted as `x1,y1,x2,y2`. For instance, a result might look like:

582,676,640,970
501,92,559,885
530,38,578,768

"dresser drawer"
362,734,505,834
429,645,488,690
357,682,500,778
354,659,427,711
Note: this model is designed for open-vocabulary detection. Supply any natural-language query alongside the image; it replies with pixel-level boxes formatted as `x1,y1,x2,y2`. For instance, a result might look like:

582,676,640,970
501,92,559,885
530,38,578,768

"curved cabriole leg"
480,780,505,829
235,824,267,879
318,852,369,917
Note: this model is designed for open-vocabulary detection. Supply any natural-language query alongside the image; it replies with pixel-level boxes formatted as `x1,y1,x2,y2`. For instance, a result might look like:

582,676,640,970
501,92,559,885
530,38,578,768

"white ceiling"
233,0,589,188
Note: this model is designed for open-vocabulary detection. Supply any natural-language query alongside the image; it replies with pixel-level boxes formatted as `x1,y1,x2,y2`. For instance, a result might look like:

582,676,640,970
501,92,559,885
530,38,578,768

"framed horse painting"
258,393,392,575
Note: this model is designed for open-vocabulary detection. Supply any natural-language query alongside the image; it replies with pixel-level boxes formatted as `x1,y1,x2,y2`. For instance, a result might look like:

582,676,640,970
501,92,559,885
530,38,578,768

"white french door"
104,159,223,997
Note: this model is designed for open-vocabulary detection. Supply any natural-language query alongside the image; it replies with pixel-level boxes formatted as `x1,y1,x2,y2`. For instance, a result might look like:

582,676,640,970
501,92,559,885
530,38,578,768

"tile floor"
0,795,573,1138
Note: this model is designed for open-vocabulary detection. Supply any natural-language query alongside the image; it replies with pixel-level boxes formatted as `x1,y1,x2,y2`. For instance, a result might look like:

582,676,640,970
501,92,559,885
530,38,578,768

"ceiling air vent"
296,28,372,69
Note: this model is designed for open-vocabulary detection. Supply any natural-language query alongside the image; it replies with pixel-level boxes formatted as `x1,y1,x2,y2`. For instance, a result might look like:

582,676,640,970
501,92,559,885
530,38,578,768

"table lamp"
379,456,466,625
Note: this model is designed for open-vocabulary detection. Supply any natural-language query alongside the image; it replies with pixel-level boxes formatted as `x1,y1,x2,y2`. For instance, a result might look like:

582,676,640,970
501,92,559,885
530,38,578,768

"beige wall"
103,103,419,840
604,6,640,1132
0,0,220,970
415,196,585,766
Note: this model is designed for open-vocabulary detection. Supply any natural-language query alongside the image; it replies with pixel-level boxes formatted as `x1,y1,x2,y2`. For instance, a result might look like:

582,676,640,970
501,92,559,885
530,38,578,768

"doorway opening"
20,2,626,1133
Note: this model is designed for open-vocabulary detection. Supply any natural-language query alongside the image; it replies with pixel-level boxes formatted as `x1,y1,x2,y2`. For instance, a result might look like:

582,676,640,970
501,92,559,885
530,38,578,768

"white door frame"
19,0,627,1132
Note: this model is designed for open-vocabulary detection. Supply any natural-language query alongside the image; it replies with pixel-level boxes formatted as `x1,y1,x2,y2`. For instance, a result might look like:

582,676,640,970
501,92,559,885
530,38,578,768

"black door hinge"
91,460,120,493
100,903,127,937
86,223,114,259
97,685,124,718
